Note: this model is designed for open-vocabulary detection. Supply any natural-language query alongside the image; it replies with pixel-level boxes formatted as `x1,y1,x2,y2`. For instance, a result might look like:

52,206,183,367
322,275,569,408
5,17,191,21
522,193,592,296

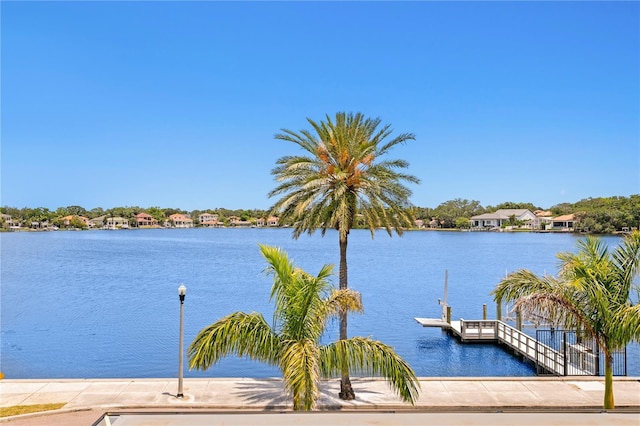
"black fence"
535,329,626,376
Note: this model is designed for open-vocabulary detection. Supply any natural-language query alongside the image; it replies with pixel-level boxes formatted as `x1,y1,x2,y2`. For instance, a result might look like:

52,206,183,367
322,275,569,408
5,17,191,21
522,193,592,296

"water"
1,229,637,378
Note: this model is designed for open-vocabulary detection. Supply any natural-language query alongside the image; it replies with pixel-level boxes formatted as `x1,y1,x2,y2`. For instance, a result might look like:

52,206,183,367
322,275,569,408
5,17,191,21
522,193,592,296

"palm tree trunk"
338,234,355,400
603,352,614,409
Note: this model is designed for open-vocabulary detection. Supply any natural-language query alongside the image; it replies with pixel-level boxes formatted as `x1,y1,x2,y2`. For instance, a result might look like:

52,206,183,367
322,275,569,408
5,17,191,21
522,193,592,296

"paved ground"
1,377,639,425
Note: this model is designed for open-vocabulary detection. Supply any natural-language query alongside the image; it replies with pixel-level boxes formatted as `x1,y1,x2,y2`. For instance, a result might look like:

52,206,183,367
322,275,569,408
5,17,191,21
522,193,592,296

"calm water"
1,229,637,378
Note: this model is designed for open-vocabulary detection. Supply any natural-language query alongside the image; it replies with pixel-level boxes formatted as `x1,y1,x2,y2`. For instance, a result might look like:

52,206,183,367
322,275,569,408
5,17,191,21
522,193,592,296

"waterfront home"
134,212,158,227
30,221,51,230
198,213,218,223
470,209,537,229
255,217,266,227
267,216,279,227
62,215,91,228
532,211,554,230
1,214,19,229
106,217,129,230
229,216,252,227
198,213,221,227
89,215,106,228
168,213,194,228
551,214,575,231
414,219,424,229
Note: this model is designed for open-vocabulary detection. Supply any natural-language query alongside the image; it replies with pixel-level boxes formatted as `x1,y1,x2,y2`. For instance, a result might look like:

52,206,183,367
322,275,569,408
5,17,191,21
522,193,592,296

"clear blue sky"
2,1,638,211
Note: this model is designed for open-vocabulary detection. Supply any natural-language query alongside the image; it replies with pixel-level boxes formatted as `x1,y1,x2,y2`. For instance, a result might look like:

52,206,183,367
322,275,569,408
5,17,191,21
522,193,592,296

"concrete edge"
0,407,94,423
3,404,640,422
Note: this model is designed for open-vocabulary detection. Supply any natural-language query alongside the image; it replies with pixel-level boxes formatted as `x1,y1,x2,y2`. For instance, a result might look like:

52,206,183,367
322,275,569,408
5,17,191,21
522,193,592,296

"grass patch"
0,403,66,418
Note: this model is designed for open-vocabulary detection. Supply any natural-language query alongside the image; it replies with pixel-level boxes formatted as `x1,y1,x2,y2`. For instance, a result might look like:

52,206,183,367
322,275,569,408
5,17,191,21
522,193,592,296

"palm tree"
492,231,640,409
188,245,420,410
269,112,419,399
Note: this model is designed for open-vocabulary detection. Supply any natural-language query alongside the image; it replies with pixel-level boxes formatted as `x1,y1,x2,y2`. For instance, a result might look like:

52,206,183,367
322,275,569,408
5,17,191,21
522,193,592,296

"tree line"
1,194,638,233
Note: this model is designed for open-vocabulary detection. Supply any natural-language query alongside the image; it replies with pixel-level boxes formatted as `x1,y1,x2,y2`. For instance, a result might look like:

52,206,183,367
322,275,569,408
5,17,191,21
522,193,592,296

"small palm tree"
188,244,420,411
492,231,640,409
269,112,419,399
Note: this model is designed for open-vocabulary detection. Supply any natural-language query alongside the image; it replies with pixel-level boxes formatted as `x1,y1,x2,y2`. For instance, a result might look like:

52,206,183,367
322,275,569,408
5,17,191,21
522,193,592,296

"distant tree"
69,216,88,229
65,205,87,216
492,202,540,211
146,207,166,223
433,199,484,228
455,217,470,229
88,207,105,219
550,203,573,216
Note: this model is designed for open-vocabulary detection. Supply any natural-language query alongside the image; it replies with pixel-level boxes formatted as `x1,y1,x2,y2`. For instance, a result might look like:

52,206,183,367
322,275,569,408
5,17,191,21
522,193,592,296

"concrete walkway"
1,377,639,425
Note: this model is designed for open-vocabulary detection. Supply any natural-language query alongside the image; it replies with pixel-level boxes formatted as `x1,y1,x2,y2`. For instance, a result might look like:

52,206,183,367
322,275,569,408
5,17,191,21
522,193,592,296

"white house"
105,217,129,229
470,209,537,229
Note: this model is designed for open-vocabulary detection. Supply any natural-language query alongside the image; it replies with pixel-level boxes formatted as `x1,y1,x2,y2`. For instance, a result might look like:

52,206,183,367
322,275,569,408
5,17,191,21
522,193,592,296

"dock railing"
457,319,568,375
416,315,625,376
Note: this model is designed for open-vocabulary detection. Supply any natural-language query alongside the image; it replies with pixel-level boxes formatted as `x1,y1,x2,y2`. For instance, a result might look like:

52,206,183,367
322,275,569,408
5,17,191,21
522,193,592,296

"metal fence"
535,329,626,376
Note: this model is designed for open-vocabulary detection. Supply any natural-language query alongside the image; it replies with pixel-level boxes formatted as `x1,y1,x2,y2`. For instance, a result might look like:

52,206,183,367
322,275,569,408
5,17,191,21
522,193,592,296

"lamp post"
177,284,186,398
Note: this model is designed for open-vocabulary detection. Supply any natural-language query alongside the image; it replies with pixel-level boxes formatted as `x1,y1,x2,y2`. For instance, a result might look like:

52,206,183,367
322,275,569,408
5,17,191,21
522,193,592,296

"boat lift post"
438,270,451,324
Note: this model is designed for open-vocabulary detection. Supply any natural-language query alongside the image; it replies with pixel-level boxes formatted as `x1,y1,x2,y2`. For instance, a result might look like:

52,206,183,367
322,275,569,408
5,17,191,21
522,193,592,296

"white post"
441,269,449,322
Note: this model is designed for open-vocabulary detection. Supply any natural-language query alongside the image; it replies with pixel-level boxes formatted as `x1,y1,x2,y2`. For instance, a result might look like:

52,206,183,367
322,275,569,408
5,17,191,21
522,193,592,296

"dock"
415,317,597,376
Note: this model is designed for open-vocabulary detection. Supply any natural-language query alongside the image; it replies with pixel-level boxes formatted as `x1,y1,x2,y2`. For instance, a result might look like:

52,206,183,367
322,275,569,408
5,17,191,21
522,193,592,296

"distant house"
1,214,19,229
414,219,424,229
135,212,158,227
62,215,91,228
168,214,194,228
105,217,129,229
267,216,279,227
89,215,106,228
533,211,554,230
255,217,266,227
551,214,575,231
470,209,537,229
199,213,221,227
229,216,252,227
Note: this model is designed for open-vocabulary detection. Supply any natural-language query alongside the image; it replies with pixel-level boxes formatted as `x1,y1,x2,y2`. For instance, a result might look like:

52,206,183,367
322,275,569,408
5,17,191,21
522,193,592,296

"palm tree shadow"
234,380,291,410
232,378,387,410
320,378,389,410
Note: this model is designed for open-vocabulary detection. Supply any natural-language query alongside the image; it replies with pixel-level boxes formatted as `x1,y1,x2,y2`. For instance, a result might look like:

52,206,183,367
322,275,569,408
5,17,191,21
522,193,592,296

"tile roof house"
62,215,91,228
470,209,537,229
228,216,252,227
168,214,194,228
198,213,221,227
551,214,575,231
134,212,158,227
267,216,279,227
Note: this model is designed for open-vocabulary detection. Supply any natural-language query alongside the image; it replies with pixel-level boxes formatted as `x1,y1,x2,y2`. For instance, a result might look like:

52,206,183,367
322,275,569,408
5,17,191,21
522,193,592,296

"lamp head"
178,284,187,296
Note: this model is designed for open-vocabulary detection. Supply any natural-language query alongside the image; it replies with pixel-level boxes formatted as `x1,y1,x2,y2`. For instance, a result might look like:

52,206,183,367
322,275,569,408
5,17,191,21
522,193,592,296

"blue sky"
2,1,638,211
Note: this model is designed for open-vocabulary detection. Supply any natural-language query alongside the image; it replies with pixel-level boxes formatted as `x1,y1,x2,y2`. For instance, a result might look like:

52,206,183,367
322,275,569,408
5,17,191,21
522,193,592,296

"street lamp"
177,284,186,398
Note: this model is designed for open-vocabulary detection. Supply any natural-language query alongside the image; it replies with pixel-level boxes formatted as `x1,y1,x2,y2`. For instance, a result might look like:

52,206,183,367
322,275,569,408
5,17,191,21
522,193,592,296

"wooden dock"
415,317,597,376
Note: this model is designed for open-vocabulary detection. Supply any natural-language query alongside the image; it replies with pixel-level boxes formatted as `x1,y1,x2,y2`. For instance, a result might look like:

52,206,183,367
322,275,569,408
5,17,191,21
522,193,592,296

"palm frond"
320,337,420,405
188,312,280,370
